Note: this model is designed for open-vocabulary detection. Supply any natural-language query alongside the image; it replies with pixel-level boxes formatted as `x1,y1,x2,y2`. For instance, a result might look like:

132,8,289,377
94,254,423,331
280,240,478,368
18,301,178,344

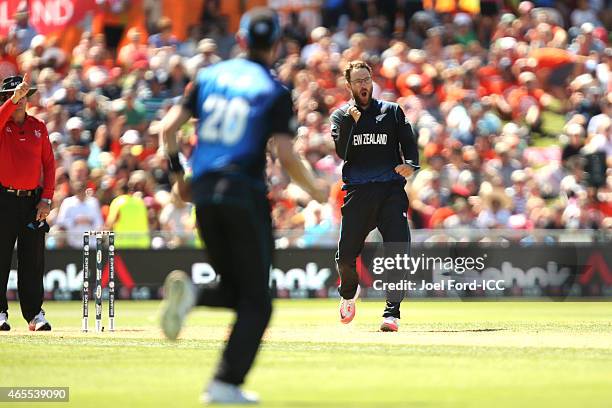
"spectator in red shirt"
0,74,55,332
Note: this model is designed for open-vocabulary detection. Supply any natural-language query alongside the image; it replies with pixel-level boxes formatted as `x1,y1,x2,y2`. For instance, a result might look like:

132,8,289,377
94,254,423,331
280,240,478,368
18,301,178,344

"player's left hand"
35,200,51,221
394,164,415,178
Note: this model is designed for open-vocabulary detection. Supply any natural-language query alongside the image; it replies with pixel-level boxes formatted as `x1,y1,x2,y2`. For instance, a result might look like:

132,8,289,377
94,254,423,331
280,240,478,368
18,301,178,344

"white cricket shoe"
28,310,51,331
0,311,10,331
339,285,360,324
380,316,399,332
160,270,195,340
200,380,259,405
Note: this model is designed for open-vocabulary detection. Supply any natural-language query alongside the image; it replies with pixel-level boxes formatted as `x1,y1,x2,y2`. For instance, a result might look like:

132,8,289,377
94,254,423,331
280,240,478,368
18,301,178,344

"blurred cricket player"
158,7,325,405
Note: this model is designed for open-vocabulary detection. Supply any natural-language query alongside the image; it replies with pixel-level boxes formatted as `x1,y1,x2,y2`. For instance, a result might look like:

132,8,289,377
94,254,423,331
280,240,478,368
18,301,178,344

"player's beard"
352,86,372,108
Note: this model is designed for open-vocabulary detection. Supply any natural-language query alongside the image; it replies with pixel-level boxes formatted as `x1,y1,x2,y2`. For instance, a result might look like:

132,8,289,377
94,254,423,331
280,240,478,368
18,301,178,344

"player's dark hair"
344,61,372,83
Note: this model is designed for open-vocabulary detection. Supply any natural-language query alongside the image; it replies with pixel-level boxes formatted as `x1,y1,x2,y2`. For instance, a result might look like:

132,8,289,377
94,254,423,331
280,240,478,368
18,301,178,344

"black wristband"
168,152,184,173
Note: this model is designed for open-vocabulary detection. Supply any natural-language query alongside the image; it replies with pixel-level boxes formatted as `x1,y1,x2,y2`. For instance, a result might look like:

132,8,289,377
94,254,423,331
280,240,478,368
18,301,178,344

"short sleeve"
330,109,344,141
268,88,296,137
181,81,200,119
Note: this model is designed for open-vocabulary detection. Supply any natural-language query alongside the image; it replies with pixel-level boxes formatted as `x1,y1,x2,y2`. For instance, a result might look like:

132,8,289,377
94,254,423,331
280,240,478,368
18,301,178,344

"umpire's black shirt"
330,99,419,188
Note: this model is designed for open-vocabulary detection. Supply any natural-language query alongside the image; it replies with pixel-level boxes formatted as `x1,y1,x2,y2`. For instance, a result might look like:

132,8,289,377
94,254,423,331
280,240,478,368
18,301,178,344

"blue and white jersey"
183,58,294,184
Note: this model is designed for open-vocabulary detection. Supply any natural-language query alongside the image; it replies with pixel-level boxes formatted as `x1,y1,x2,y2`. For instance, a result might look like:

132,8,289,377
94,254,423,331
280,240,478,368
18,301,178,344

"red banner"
0,0,98,36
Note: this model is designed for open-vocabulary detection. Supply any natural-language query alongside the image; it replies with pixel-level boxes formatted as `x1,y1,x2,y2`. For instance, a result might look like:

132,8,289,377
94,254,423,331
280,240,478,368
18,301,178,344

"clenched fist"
394,164,415,178
347,106,361,123
11,72,30,104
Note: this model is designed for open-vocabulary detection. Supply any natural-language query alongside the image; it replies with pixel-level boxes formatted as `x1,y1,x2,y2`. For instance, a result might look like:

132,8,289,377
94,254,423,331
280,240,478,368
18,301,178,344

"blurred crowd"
3,1,610,249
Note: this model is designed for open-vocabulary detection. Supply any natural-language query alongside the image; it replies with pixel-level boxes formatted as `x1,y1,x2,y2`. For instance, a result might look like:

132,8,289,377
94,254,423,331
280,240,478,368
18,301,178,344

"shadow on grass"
262,401,428,407
365,328,506,333
413,328,506,333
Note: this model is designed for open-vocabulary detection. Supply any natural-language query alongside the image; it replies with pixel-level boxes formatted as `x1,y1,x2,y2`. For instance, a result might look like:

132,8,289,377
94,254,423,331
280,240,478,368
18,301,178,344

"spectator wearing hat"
65,116,90,162
120,129,141,146
17,34,46,72
186,38,221,77
48,131,64,157
301,27,330,63
0,74,54,332
39,35,66,71
507,170,530,215
117,128,151,166
492,13,518,42
453,13,477,47
562,123,586,163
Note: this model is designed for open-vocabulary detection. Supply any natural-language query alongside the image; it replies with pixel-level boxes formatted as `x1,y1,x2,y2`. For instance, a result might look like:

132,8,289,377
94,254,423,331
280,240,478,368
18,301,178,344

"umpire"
331,60,419,332
0,73,55,331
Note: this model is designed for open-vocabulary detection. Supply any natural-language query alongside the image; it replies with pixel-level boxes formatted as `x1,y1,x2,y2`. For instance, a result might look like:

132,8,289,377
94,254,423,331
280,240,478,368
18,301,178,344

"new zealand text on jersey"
353,133,388,146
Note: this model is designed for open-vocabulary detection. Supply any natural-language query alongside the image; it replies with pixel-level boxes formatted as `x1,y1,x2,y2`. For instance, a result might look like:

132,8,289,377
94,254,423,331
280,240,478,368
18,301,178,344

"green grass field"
1,300,612,407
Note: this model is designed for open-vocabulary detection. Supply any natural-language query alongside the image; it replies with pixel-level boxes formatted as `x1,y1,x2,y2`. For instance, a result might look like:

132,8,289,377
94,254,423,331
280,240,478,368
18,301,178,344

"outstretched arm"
160,104,193,201
160,105,192,156
272,134,327,203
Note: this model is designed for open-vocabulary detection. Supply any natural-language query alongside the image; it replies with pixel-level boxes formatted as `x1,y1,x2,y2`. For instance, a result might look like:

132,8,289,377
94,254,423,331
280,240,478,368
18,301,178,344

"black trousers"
0,192,47,322
192,175,273,386
335,181,410,319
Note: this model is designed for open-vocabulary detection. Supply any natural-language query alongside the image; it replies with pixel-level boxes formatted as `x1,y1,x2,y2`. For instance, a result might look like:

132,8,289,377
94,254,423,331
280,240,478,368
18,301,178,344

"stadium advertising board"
8,244,612,300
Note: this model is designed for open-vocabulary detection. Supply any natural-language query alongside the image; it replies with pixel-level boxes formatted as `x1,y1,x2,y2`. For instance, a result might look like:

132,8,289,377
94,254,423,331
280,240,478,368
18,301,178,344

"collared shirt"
330,98,419,187
0,99,55,199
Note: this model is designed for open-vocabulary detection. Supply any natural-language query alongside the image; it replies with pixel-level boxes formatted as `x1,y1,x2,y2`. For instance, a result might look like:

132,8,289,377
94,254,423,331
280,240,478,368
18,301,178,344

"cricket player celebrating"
330,60,420,332
158,7,325,405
